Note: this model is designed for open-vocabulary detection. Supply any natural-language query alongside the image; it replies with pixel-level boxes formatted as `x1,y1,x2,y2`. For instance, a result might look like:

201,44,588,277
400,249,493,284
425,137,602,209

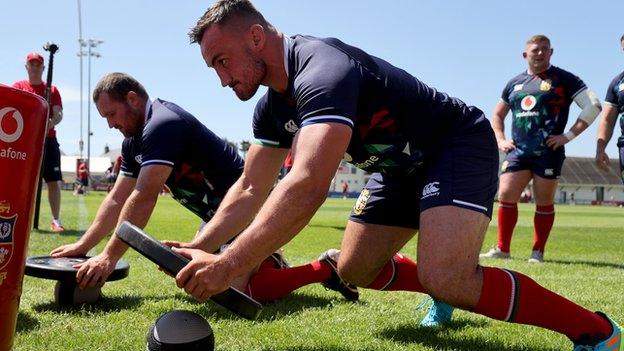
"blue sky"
2,1,623,158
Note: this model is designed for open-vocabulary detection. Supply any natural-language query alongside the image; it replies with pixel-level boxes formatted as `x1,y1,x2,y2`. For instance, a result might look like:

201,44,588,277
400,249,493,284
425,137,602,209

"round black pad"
24,256,129,281
147,310,215,351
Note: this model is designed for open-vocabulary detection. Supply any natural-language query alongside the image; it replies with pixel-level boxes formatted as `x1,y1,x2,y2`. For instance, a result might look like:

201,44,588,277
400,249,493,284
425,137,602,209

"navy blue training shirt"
253,35,489,177
501,66,586,157
120,99,243,221
605,71,624,134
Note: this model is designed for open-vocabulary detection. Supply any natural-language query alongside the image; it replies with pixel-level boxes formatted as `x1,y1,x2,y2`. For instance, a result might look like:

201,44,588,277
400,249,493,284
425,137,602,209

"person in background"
596,34,624,182
481,35,601,263
13,52,65,232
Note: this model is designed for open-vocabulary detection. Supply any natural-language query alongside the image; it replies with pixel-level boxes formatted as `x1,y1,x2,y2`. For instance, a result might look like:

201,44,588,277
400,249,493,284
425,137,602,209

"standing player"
596,34,624,176
51,72,358,303
172,2,620,350
481,34,601,263
13,52,65,232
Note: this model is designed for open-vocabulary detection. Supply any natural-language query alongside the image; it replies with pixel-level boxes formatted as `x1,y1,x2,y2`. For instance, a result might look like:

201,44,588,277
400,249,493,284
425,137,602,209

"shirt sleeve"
252,92,292,148
563,71,587,100
51,86,62,108
140,111,186,168
500,79,515,105
120,138,140,178
292,44,359,129
605,74,622,107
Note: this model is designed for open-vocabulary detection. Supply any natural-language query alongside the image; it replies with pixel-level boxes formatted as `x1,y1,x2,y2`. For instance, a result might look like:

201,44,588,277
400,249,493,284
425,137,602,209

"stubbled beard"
235,54,267,101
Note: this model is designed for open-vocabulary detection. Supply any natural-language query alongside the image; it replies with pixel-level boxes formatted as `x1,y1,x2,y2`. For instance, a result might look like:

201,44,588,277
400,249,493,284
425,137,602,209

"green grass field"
12,191,624,350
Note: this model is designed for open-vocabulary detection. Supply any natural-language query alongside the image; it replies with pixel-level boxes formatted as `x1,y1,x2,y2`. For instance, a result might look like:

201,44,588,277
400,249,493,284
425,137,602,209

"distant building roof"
498,152,622,187
560,156,623,186
100,148,121,161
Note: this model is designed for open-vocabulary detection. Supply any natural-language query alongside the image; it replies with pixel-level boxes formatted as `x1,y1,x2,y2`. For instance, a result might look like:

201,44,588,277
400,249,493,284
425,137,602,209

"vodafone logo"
520,95,537,111
0,107,24,143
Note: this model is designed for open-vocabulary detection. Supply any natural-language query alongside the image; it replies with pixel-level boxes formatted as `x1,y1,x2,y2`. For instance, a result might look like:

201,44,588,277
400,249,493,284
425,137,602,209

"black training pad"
116,221,262,320
25,256,129,282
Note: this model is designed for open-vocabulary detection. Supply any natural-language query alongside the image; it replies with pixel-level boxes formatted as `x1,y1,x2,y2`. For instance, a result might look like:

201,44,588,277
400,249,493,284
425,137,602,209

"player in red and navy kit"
51,72,358,302
174,3,620,350
481,35,602,263
13,52,65,233
596,35,624,178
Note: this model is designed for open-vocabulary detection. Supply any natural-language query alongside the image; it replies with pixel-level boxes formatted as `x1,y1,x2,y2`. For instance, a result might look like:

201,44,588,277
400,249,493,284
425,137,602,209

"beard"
233,50,267,101
120,103,145,137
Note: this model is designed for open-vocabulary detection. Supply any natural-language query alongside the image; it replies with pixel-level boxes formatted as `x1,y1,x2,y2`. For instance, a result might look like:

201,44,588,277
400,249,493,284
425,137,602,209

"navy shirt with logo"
253,35,490,177
501,66,586,157
120,99,243,222
604,71,624,134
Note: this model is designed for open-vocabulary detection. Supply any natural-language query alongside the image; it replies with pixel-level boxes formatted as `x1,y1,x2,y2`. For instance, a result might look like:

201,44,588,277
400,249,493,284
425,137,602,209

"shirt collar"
527,64,552,76
144,98,152,121
283,35,291,79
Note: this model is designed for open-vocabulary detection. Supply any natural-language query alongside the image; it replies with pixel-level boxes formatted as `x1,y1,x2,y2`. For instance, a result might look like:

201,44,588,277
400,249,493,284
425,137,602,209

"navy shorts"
349,129,499,230
43,137,62,182
501,149,565,180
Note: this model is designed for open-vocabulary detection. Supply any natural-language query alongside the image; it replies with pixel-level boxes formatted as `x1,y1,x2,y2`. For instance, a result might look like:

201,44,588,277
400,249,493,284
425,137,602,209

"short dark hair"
93,72,148,103
188,0,268,44
526,34,551,46
620,34,624,42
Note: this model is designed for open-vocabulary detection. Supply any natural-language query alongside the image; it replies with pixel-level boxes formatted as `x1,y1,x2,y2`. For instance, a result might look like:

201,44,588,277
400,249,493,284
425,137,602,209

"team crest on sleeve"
353,189,371,215
513,84,523,92
618,83,624,92
539,80,552,91
0,214,17,270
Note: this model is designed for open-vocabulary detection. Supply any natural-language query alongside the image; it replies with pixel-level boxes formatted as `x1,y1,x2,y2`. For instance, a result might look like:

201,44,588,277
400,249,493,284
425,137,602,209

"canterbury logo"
284,120,299,133
0,107,25,143
421,182,440,199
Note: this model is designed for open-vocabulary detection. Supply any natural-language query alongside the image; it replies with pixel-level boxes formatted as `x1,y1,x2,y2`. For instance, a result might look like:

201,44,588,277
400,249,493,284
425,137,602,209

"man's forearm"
78,193,127,250
219,174,327,278
597,108,619,153
491,115,507,141
51,107,62,126
103,191,158,260
194,176,271,253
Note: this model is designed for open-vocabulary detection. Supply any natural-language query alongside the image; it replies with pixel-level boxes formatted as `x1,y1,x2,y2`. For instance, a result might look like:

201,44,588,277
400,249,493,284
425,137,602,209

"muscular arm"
50,175,136,256
175,122,352,300
547,89,601,150
491,101,514,152
595,104,620,171
190,144,288,253
50,105,62,126
75,164,172,288
101,165,172,260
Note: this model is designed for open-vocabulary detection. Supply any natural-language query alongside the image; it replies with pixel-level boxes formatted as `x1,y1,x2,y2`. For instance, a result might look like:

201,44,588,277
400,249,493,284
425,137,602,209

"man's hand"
497,138,516,153
595,151,611,172
162,240,196,249
74,254,117,289
173,247,232,302
546,134,568,150
50,242,89,258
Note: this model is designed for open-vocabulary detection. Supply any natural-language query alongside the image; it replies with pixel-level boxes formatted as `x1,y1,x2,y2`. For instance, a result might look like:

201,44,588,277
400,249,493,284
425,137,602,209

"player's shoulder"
11,80,28,89
149,99,195,125
609,70,624,87
291,35,354,66
549,65,581,80
503,71,528,90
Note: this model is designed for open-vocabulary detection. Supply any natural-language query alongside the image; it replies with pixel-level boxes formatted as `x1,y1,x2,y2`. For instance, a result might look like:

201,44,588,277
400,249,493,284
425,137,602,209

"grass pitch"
12,191,624,350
